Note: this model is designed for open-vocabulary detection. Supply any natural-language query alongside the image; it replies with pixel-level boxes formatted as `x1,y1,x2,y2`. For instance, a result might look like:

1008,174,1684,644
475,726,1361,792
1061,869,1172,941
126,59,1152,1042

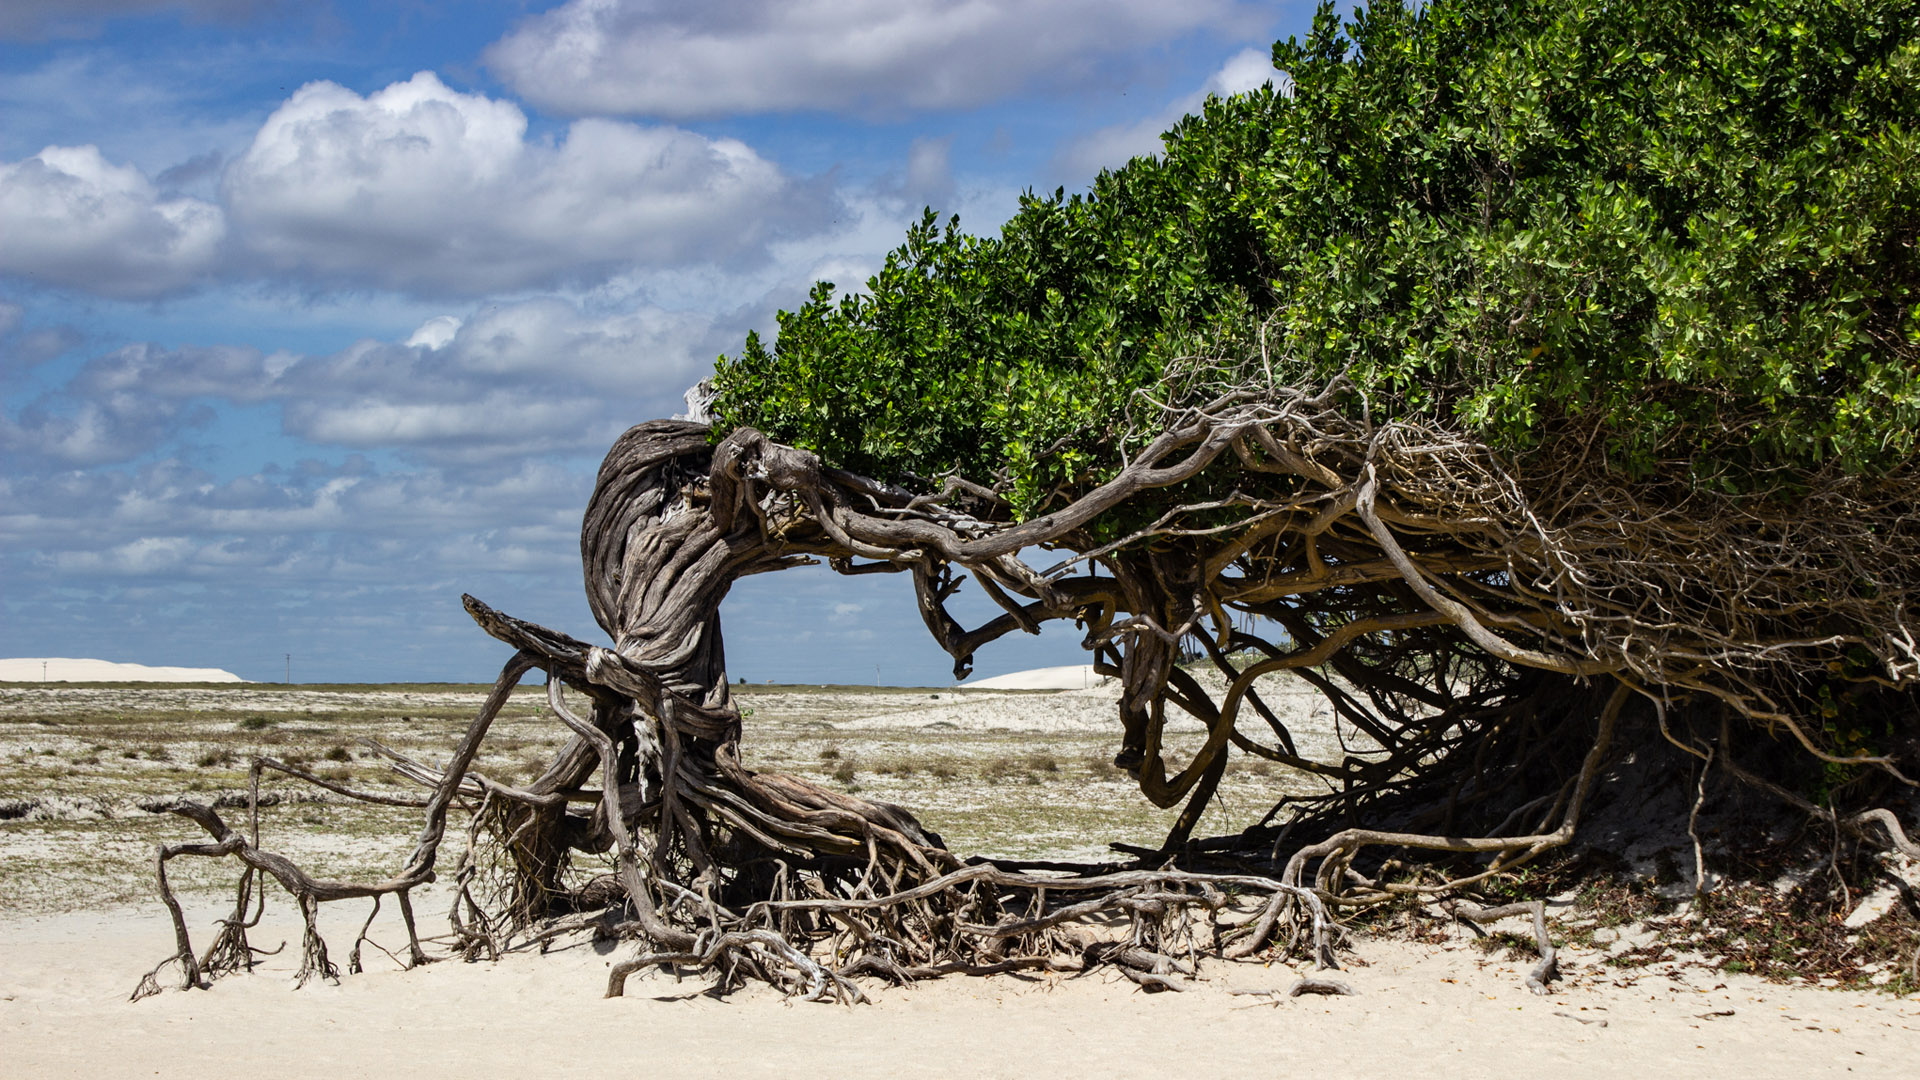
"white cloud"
0,402,187,466
55,535,196,575
286,394,602,450
0,448,599,679
431,297,712,387
873,136,955,212
0,145,225,298
1208,47,1282,99
8,296,718,466
5,455,586,591
0,352,216,464
76,342,271,402
1054,47,1279,180
487,0,1272,118
405,315,462,350
224,72,828,295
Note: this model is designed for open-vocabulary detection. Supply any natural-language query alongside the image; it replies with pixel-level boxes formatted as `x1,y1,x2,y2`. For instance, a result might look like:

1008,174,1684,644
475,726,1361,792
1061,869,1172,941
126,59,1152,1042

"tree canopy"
715,0,1920,511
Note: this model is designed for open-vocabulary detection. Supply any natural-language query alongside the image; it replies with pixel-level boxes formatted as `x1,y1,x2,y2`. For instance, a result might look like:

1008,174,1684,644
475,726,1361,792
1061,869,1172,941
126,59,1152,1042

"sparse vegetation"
0,681,1296,923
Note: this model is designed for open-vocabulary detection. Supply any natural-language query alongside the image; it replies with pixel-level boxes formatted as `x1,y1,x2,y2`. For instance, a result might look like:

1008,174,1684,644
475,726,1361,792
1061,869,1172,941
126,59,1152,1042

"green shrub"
715,0,1920,508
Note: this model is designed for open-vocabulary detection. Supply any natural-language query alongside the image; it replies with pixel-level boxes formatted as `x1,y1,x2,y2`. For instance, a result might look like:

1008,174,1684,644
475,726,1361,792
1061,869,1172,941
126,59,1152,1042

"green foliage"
714,0,1920,511
1811,680,1898,799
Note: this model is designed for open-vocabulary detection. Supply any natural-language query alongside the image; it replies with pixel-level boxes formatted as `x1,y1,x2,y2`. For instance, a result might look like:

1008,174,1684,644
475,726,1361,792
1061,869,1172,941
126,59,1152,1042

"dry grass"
0,679,1326,915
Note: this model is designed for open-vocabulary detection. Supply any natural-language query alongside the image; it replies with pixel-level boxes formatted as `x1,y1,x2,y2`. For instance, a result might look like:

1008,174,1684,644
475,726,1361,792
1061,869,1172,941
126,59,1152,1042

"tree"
721,0,1920,491
143,0,1918,1000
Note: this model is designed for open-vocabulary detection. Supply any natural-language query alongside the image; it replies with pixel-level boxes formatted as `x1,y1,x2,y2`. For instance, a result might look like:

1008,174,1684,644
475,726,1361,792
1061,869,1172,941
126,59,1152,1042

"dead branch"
137,374,1918,1001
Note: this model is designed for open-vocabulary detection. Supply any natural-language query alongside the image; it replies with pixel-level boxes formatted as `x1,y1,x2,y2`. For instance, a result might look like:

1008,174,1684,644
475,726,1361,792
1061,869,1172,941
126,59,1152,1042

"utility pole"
285,654,291,684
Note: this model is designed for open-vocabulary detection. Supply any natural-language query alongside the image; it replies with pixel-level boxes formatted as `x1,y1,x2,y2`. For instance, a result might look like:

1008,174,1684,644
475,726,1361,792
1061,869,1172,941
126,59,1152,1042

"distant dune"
959,664,1112,691
0,657,245,683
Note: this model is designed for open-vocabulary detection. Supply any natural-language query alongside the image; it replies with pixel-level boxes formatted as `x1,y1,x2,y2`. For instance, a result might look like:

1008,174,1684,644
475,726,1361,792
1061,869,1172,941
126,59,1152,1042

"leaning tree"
142,0,1919,1000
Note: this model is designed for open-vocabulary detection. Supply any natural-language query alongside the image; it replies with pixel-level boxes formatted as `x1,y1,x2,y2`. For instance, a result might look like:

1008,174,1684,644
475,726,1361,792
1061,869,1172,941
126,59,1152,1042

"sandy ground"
3,680,1916,1076
3,894,1916,1079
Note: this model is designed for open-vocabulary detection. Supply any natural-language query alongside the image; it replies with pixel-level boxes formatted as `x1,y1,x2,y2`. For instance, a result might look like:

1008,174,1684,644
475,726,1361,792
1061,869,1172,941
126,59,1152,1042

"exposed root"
137,392,1918,1000
1451,901,1559,995
1288,975,1357,997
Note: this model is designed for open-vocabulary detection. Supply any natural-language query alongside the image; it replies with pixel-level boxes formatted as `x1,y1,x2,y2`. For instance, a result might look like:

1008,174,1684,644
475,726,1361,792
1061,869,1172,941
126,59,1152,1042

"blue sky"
0,0,1311,684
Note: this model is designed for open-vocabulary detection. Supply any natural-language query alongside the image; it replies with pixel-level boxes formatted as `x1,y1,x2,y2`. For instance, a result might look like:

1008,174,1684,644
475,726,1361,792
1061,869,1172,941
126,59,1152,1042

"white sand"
3,896,1914,1078
1,680,1913,1074
0,658,244,683
961,664,1114,691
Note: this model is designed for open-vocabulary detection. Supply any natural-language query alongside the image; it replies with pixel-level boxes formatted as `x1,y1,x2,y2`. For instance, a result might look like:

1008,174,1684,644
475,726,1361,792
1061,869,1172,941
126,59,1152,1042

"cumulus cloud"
872,136,956,213
0,386,213,466
0,145,225,298
55,535,197,575
5,324,86,369
224,72,829,295
0,451,589,674
487,0,1272,118
423,298,715,388
0,289,730,678
0,452,590,674
262,301,718,457
1,336,228,464
6,296,720,467
1054,47,1280,180
154,150,224,195
405,315,462,350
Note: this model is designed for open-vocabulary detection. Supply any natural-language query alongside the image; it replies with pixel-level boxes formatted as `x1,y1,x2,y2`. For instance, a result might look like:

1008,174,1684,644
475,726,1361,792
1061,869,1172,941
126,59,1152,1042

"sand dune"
960,664,1114,690
0,658,244,683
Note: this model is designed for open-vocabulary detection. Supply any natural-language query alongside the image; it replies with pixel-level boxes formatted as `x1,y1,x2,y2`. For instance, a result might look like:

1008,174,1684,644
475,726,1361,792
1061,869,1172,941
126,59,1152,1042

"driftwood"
136,374,1919,1000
